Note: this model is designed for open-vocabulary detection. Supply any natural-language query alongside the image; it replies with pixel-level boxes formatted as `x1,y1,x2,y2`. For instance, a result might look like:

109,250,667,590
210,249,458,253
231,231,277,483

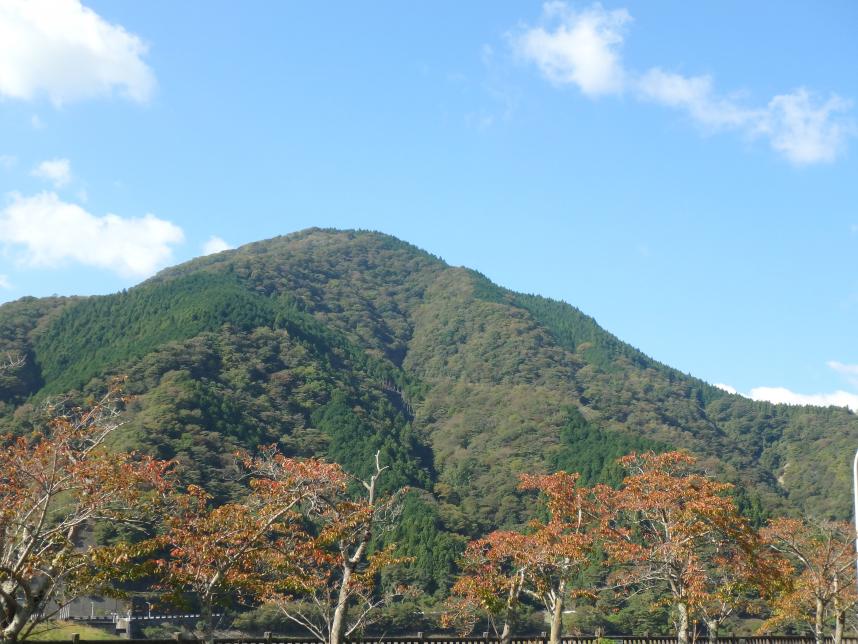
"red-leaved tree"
449,472,600,644
0,383,171,644
262,451,410,644
157,447,346,644
761,518,857,644
600,451,755,644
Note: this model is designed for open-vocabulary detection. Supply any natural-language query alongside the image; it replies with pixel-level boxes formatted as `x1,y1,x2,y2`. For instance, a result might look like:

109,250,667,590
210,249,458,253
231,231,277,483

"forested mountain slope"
1,227,855,592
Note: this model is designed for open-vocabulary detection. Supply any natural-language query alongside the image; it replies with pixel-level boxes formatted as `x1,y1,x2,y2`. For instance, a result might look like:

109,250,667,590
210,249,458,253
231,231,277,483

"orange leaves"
450,470,603,638
157,447,349,610
519,471,592,525
156,445,407,644
759,517,857,636
598,451,779,640
0,381,172,642
605,451,742,563
452,450,774,642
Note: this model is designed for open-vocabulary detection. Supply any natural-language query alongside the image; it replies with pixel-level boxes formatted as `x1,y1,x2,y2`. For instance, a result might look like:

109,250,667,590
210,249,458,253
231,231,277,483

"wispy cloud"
464,43,521,131
0,275,10,290
828,361,858,389
201,235,233,256
0,0,156,105
0,155,16,170
637,68,758,128
0,191,183,277
31,158,71,188
511,2,854,164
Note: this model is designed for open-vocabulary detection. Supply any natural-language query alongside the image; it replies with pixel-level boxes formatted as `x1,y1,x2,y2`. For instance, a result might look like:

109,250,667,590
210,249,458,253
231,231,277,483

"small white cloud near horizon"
31,158,71,188
746,361,858,412
0,0,156,105
749,386,858,412
0,191,184,278
513,2,854,164
202,235,233,256
30,114,45,129
512,2,630,97
0,275,10,290
714,383,738,395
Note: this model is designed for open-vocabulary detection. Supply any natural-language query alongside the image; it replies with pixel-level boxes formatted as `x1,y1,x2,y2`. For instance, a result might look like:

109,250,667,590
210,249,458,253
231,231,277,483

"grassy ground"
26,621,117,641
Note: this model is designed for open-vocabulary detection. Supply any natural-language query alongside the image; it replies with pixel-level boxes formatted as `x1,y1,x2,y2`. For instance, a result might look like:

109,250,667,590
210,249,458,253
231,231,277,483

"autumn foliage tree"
693,526,786,644
0,383,170,644
601,451,760,644
263,451,410,644
157,447,346,644
445,530,532,644
761,518,857,644
448,472,600,644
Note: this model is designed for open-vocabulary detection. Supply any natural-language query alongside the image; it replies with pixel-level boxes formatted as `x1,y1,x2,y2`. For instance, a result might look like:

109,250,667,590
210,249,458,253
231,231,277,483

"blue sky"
0,1,856,409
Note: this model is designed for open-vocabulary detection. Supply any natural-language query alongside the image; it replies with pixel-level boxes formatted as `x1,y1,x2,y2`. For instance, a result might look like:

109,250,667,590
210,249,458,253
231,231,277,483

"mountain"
1,227,856,595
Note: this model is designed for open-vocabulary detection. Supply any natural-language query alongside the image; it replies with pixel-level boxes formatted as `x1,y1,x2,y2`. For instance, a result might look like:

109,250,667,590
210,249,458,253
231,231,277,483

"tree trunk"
500,622,512,644
330,563,353,644
814,597,824,644
676,602,690,644
549,592,564,644
833,572,845,644
834,609,845,644
500,572,522,644
705,618,718,644
1,598,29,644
201,596,214,644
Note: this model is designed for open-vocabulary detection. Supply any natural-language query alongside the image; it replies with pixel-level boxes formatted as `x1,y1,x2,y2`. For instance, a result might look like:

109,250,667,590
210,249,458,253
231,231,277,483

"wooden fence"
32,636,858,644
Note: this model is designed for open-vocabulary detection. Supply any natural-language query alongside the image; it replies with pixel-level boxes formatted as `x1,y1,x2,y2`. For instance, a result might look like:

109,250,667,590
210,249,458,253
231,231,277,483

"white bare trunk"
814,597,824,644
549,593,564,644
676,602,690,644
329,563,353,644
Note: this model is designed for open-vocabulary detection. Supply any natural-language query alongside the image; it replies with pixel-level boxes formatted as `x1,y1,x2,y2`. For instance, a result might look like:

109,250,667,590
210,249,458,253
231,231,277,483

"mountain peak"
1,228,855,537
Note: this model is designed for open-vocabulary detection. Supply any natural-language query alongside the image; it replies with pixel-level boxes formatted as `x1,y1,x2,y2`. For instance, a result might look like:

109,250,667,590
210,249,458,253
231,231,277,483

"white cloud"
714,383,738,395
31,158,71,188
747,363,858,412
0,275,10,289
638,72,853,165
0,191,184,277
202,235,233,256
512,2,854,164
749,386,858,412
828,361,858,389
0,0,156,105
30,114,45,129
0,155,16,170
637,68,758,129
512,2,630,96
758,90,854,165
